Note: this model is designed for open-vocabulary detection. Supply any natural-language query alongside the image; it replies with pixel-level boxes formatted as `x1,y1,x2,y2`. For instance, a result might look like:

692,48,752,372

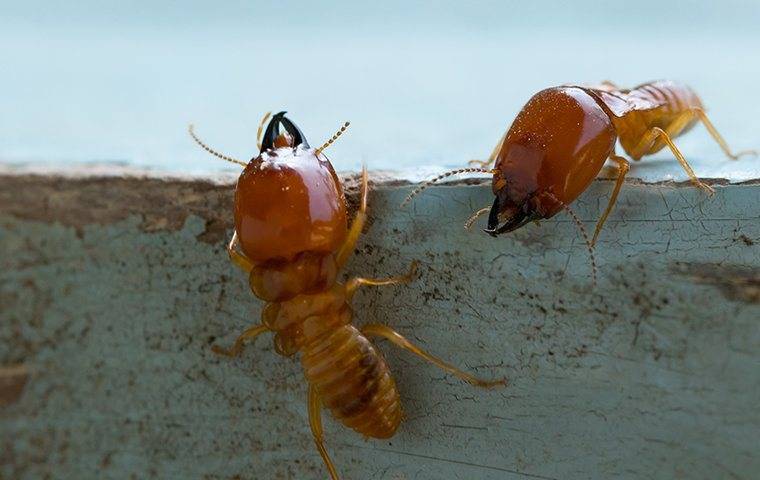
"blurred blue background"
1,0,759,177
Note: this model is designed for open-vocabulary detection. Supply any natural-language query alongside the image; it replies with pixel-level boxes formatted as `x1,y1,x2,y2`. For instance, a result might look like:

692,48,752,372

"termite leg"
362,324,506,389
308,384,339,480
227,231,254,273
468,129,508,168
632,126,715,195
592,155,630,246
336,166,368,269
629,109,690,159
691,108,757,160
211,324,269,357
655,127,715,195
346,261,418,299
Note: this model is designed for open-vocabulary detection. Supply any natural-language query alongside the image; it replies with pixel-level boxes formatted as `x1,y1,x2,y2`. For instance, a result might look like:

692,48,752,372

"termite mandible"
189,112,505,479
404,80,756,261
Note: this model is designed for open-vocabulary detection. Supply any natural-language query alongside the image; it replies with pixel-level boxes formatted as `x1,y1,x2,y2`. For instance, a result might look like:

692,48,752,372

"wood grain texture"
1,173,758,480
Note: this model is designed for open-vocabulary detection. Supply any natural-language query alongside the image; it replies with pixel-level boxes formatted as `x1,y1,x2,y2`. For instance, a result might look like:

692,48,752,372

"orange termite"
189,112,505,479
404,80,756,249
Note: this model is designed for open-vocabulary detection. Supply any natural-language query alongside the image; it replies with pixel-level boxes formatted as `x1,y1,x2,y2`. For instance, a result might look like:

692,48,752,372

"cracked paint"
1,173,758,479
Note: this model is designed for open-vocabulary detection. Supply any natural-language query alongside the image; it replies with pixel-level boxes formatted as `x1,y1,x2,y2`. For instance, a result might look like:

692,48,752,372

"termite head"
485,173,543,236
483,86,616,237
234,112,348,264
234,113,348,297
188,112,353,303
484,170,564,236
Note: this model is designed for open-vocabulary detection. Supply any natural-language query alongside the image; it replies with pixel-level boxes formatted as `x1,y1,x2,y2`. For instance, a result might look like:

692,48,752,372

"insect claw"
261,111,310,151
485,197,540,236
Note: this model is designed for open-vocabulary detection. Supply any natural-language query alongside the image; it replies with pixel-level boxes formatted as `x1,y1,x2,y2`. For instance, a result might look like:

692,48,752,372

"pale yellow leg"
692,108,757,160
468,129,508,168
630,125,715,195
211,324,269,357
628,109,694,159
660,110,698,155
655,127,715,195
346,261,418,299
628,111,693,160
592,155,630,246
227,231,254,273
308,384,339,480
336,166,368,269
362,324,506,388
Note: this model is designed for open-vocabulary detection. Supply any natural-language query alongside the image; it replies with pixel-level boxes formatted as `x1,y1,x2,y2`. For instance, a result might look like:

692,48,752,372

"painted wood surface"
1,174,758,479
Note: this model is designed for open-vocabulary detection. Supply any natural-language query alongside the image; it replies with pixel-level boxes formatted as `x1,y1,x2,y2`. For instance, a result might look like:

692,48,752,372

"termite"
189,112,505,479
404,80,756,254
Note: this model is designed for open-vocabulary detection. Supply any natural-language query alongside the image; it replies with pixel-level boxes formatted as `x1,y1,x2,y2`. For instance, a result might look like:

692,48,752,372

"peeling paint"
1,173,759,479
0,173,373,246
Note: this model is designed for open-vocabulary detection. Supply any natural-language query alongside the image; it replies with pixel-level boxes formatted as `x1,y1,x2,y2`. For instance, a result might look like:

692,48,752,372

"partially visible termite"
404,80,756,257
189,112,505,479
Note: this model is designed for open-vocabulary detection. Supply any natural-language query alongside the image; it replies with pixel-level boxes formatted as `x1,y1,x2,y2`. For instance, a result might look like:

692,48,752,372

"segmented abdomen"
627,80,703,115
610,80,705,158
301,322,402,438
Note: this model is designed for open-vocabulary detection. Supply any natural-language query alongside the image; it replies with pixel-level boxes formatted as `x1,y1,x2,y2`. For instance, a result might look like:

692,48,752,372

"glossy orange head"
485,87,616,236
234,112,348,264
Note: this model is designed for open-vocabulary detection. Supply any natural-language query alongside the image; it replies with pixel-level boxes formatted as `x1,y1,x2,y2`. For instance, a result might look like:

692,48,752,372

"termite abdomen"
302,323,401,439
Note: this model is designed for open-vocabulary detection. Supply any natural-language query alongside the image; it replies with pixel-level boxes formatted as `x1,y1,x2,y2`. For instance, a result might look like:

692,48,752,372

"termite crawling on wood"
403,80,756,280
189,112,505,479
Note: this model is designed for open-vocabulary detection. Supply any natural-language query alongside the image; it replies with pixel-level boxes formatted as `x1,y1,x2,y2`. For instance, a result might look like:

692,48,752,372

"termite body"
405,80,755,247
190,112,504,479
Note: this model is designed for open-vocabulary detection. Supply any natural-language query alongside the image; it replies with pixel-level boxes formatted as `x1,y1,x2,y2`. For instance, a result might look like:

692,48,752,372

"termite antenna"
256,111,272,151
188,124,247,167
315,121,350,156
549,194,597,287
464,206,491,230
401,168,497,208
